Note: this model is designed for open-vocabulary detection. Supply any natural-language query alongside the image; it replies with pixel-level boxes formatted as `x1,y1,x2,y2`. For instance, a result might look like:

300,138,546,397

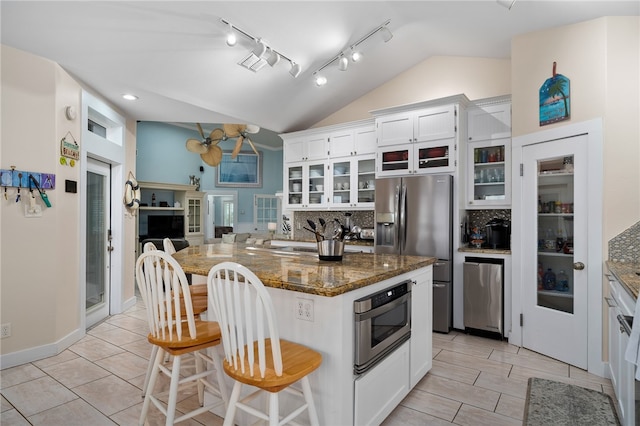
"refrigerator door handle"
398,183,407,253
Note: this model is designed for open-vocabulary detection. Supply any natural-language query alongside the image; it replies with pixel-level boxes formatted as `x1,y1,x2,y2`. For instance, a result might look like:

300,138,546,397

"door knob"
573,262,585,270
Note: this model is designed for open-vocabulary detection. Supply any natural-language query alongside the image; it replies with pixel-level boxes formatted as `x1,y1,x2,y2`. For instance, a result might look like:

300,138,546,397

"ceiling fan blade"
209,128,225,144
196,123,205,139
201,145,223,166
231,136,243,158
246,137,259,156
223,123,243,138
186,138,208,154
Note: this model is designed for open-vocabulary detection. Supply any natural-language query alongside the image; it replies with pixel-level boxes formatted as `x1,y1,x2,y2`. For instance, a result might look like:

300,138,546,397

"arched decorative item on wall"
539,62,570,126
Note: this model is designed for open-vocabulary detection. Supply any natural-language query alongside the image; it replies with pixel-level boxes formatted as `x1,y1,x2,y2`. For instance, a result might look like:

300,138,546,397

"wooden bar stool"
136,250,228,425
207,261,322,426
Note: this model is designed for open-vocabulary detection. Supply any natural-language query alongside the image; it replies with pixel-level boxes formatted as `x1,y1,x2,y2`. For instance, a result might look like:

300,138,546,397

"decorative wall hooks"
1,166,55,205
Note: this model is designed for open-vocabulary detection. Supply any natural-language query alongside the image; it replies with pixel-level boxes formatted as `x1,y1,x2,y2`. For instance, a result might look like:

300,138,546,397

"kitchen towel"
624,293,640,380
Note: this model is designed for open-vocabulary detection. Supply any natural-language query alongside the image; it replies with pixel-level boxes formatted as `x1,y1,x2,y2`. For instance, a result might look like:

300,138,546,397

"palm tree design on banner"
539,62,570,126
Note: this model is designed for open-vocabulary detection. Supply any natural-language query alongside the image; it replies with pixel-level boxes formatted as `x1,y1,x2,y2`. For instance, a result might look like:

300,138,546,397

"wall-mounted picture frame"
215,151,262,188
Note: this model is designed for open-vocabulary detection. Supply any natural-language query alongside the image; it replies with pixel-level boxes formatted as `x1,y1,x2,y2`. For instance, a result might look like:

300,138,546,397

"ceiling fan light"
338,56,348,71
379,26,393,42
289,62,302,78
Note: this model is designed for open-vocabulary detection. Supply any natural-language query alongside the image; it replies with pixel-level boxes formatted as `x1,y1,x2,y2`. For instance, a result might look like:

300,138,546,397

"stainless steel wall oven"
354,280,412,374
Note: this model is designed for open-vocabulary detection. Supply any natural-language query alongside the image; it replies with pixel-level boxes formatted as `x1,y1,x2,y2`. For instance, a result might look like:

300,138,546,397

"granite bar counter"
172,243,435,297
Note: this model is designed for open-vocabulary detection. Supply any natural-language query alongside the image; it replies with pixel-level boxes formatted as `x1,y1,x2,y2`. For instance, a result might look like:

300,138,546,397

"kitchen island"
172,243,435,425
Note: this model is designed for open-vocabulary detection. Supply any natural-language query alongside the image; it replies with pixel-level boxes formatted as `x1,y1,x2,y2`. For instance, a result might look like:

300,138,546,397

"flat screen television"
147,215,185,239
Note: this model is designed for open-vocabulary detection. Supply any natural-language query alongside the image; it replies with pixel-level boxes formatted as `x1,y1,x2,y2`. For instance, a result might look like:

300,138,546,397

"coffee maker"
485,218,510,249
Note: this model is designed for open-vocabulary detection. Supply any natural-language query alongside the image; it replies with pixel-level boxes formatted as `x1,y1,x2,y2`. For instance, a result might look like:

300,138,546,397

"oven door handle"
354,293,410,321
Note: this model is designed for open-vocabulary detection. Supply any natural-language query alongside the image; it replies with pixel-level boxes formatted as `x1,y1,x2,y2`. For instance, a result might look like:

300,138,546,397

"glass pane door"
86,158,110,328
537,156,575,314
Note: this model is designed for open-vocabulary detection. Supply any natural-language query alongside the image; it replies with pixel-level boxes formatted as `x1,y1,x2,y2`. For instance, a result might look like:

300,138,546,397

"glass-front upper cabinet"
466,139,511,208
284,162,327,209
329,156,375,209
377,138,456,177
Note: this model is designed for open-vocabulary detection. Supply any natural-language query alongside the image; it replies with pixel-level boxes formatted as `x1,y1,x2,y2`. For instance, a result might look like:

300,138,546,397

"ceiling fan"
185,123,260,166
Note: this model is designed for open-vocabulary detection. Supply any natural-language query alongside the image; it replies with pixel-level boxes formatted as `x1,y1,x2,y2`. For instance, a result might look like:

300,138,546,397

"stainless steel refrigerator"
374,174,453,333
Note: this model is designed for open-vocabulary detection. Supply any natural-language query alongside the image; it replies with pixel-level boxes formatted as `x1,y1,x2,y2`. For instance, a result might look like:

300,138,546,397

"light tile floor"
1,299,614,425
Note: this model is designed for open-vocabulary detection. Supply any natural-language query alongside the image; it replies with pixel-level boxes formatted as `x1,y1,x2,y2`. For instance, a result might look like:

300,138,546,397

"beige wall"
1,46,138,361
314,56,511,128
512,16,640,252
1,45,82,354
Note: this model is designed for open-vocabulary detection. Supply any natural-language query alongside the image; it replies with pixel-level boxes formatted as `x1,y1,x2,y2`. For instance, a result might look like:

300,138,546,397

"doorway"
204,191,238,242
86,158,112,328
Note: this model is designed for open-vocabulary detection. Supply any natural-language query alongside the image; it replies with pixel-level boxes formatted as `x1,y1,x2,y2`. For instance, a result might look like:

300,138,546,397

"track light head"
266,48,280,67
379,26,393,42
314,74,327,86
226,23,237,47
497,0,516,10
351,48,363,63
338,56,348,71
290,62,302,78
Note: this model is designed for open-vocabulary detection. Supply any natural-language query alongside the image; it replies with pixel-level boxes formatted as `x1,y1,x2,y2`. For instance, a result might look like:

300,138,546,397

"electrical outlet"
1,323,11,338
295,298,314,322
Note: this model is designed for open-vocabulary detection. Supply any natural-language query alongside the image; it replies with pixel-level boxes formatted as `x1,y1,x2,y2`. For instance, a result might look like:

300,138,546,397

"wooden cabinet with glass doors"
536,156,575,314
285,162,327,209
330,156,375,209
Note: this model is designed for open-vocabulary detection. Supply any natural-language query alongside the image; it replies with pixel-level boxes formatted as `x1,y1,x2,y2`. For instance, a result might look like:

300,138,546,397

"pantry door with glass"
521,135,588,369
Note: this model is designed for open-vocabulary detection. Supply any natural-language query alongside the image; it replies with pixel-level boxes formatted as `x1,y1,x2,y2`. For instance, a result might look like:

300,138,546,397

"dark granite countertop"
606,260,640,299
172,243,435,297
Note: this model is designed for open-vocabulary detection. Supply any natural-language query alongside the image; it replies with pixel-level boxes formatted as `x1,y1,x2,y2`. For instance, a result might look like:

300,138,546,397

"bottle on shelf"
556,270,569,292
538,263,543,290
151,193,156,207
543,268,556,290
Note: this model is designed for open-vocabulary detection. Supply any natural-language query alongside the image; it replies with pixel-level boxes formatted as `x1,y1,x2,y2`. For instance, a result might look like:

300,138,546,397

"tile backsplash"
608,220,640,263
291,211,374,240
465,209,511,229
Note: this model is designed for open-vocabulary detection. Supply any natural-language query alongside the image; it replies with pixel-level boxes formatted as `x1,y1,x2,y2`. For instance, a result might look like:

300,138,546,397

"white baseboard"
0,327,85,370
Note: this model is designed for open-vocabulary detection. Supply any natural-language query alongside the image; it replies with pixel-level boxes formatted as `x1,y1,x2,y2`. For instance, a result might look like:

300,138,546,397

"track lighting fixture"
289,62,302,78
338,55,349,71
221,18,301,78
314,73,327,86
225,23,237,47
311,19,392,87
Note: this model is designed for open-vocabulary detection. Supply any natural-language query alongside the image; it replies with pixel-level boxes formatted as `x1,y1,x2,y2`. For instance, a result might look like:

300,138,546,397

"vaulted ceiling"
2,1,638,140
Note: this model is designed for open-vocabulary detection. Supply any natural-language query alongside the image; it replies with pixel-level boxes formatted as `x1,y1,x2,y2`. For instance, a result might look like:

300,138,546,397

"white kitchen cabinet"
376,137,456,176
284,161,328,209
467,98,511,142
329,155,375,209
329,124,376,158
281,119,376,211
465,96,512,209
606,272,636,426
466,138,511,208
284,135,329,163
410,266,433,388
372,96,468,177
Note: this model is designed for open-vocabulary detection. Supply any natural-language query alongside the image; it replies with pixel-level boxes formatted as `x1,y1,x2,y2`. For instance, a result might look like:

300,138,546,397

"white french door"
521,135,588,368
86,158,111,327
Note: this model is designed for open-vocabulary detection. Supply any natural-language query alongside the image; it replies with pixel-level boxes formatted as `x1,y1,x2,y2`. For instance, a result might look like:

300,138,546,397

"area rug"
523,377,620,426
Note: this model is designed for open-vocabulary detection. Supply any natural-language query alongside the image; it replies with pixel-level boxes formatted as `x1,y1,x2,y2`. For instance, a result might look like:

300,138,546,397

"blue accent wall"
136,121,283,226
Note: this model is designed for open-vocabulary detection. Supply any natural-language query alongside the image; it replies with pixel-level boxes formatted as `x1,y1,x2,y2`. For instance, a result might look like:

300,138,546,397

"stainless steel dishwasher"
463,257,504,338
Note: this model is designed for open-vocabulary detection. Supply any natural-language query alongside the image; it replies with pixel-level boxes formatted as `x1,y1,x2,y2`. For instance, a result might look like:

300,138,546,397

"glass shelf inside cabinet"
472,146,505,200
536,155,575,314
